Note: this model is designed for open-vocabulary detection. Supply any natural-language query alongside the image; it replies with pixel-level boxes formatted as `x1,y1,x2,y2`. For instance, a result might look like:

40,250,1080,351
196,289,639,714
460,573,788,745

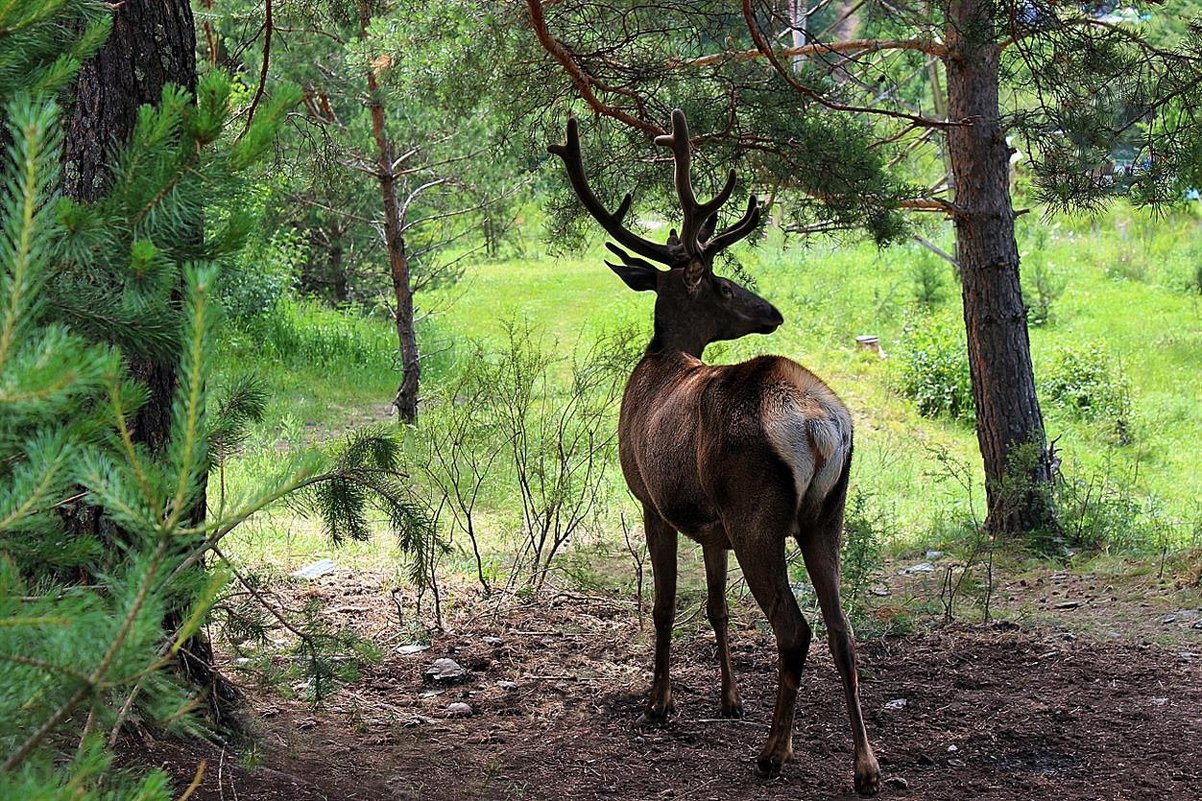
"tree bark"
63,1,196,201
363,12,421,423
61,0,239,723
944,1,1058,536
63,0,196,459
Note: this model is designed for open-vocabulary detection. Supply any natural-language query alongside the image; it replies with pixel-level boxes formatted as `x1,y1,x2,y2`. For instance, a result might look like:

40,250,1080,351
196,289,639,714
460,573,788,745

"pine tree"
511,0,1202,537
1,3,434,794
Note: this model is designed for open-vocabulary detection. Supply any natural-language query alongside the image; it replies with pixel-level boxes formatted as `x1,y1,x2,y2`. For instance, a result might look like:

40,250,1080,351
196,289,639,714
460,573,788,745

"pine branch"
2,539,169,772
0,101,59,371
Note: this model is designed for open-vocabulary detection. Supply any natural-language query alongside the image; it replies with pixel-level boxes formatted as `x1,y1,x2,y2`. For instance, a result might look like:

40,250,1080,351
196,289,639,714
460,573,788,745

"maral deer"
549,111,880,795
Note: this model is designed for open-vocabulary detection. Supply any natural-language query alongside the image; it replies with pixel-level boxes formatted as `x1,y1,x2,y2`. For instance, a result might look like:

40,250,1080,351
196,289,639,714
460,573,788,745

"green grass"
213,203,1202,574
218,297,400,431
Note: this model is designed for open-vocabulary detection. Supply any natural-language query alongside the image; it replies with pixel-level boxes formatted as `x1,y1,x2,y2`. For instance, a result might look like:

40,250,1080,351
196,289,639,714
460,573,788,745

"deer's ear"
607,261,659,292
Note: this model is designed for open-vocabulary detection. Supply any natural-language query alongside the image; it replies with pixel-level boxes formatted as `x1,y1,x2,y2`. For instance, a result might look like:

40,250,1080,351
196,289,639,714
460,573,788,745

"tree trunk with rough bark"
363,24,420,423
944,1,1059,537
61,0,239,723
63,0,197,458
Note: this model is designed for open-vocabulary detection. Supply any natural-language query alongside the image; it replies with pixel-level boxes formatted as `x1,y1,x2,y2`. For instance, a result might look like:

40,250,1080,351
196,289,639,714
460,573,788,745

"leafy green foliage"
1041,341,1132,441
217,228,302,319
0,97,116,562
894,312,975,422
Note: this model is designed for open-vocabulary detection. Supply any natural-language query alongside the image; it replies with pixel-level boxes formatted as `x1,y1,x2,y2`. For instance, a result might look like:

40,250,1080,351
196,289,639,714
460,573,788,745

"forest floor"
119,558,1202,801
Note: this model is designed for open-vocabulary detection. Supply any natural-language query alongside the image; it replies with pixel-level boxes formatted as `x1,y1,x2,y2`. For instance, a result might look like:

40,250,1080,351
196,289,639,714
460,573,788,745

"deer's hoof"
719,698,743,718
635,700,675,728
756,755,784,779
756,743,792,779
854,759,881,796
635,711,665,727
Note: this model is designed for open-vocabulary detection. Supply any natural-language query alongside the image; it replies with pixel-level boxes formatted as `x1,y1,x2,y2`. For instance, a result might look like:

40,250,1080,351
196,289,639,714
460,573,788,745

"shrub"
1055,463,1177,553
894,313,975,421
1022,258,1066,326
218,228,303,319
1040,342,1132,441
909,251,950,308
408,324,635,592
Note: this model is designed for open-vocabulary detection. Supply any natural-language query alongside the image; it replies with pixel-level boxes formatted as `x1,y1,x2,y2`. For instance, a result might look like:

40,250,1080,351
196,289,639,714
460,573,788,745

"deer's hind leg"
800,520,880,796
703,544,742,718
728,508,812,778
638,506,678,726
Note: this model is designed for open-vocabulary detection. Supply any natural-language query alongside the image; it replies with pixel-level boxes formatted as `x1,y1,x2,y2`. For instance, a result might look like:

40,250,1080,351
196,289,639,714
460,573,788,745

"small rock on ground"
425,657,468,683
446,702,472,718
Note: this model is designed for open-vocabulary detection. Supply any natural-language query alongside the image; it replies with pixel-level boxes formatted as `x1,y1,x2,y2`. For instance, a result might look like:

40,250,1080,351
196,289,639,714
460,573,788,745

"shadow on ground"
117,587,1202,801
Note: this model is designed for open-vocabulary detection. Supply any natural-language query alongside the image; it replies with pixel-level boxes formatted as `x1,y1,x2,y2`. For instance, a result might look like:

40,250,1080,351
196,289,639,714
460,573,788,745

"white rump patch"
764,396,848,513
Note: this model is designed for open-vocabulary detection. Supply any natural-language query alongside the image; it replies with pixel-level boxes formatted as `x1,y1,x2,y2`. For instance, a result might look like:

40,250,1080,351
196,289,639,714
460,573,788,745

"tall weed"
840,489,887,625
228,298,395,368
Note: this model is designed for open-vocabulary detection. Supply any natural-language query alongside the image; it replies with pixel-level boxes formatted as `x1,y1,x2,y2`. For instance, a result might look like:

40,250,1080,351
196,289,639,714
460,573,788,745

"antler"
706,194,761,254
548,117,673,265
550,111,762,285
655,110,761,287
654,111,735,263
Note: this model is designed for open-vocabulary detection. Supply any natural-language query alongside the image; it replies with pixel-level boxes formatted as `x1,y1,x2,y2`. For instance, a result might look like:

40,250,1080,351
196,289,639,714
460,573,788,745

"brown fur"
550,110,879,796
618,347,880,795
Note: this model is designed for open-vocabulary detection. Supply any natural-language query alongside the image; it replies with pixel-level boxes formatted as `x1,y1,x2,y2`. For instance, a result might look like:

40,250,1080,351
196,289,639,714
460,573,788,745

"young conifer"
1,2,434,794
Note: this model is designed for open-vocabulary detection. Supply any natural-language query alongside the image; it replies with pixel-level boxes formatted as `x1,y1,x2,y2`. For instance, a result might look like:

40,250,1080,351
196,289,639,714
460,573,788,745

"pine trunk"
61,0,238,723
364,38,421,423
944,1,1058,536
62,0,197,458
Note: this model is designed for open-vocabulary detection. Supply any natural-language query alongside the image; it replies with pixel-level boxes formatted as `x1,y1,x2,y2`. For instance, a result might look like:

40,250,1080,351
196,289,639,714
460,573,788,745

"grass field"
214,205,1202,575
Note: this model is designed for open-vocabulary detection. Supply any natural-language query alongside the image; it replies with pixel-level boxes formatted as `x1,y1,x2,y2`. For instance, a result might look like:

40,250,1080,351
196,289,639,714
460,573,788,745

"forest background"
2,1,1201,798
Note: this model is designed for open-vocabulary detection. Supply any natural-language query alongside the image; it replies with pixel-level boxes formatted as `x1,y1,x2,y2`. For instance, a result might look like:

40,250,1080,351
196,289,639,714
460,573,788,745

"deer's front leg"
638,507,678,726
703,544,742,718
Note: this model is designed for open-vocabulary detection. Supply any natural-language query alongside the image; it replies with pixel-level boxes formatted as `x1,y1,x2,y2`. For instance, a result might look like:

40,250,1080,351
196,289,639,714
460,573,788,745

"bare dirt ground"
119,561,1202,801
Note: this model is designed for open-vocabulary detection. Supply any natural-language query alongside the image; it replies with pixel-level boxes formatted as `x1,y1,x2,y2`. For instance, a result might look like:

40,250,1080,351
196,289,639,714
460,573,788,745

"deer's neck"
648,318,709,359
629,347,706,404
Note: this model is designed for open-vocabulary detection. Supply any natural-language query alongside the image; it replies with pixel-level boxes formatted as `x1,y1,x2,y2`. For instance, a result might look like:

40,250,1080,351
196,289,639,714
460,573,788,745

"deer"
548,110,881,796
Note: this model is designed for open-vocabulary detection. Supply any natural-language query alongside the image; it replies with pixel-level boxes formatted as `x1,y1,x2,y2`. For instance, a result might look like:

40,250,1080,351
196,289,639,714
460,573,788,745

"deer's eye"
719,282,733,297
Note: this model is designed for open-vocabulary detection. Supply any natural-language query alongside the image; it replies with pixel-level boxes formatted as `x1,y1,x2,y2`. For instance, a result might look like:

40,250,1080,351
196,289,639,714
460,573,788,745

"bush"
909,251,950,308
408,324,635,592
218,229,303,319
1040,341,1132,441
1055,464,1177,553
228,298,395,368
1022,258,1066,326
894,313,974,421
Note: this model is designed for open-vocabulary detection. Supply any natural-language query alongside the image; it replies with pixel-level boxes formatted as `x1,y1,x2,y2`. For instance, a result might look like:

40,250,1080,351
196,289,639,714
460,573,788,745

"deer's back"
619,354,852,541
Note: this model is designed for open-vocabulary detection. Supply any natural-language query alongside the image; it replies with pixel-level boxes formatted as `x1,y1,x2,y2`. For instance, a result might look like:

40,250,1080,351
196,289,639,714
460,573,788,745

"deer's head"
549,110,782,357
